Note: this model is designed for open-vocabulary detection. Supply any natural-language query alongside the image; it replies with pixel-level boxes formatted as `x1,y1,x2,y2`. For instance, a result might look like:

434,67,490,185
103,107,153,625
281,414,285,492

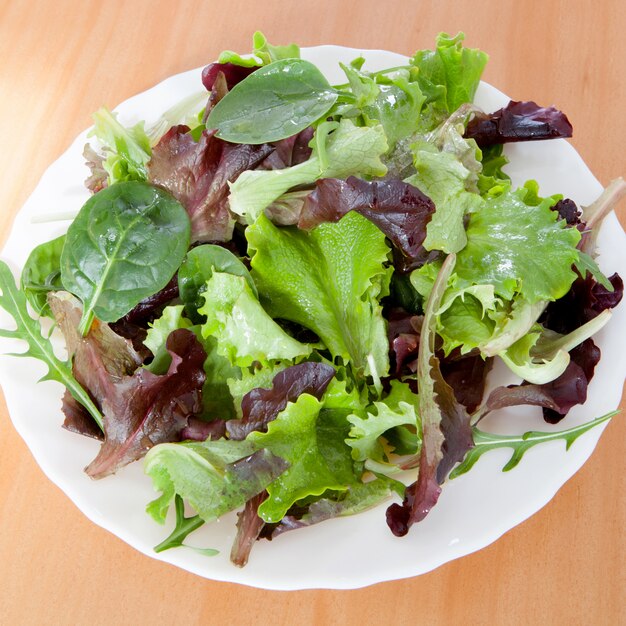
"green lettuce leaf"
247,211,392,378
455,186,581,303
410,32,488,125
407,145,483,254
90,108,151,184
346,381,420,468
218,30,300,67
228,118,388,223
144,439,287,524
199,271,311,367
144,305,192,373
248,394,357,523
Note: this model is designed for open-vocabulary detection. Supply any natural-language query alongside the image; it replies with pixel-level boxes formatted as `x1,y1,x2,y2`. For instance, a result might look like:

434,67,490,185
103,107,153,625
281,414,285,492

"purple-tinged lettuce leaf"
477,338,600,424
464,101,573,148
61,390,103,441
50,292,206,476
119,275,179,325
201,63,257,91
147,125,273,242
227,362,335,440
179,417,226,442
440,352,493,414
299,177,435,268
541,272,623,335
83,143,108,193
230,491,267,567
85,328,206,478
387,254,471,536
552,198,583,228
386,308,422,376
260,127,314,170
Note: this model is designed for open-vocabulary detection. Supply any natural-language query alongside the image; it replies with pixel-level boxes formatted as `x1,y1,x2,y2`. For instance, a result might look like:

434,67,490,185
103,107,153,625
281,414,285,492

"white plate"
0,46,624,590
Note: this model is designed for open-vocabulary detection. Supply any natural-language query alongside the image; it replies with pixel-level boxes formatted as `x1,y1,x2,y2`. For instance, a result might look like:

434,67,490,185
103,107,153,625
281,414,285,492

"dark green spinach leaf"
206,58,338,144
20,234,65,316
61,181,190,334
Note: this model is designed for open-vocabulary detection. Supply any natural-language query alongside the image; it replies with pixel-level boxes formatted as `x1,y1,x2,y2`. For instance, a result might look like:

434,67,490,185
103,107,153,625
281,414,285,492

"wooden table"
1,1,624,624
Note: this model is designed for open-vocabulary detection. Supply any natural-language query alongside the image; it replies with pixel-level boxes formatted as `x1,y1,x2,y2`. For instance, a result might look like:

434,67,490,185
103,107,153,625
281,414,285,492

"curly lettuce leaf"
199,271,311,367
455,186,581,303
346,380,420,469
228,119,388,223
410,32,488,126
90,108,151,184
217,30,300,68
247,211,392,378
248,394,357,523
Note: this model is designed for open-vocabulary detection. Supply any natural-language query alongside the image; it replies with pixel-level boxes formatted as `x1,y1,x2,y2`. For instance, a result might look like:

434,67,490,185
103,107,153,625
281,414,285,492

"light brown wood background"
0,1,624,624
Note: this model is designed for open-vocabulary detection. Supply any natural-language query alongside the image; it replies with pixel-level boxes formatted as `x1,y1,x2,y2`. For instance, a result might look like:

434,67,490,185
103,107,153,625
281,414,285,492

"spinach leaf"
20,234,65,316
206,59,339,144
61,181,190,334
178,244,256,322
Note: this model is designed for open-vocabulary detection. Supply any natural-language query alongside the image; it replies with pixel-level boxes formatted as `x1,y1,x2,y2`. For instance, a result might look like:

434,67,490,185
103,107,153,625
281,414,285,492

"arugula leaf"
153,495,211,554
450,412,616,478
61,181,191,335
20,234,65,316
0,261,103,429
206,58,338,144
228,118,388,223
90,107,151,184
249,394,357,523
247,211,392,378
199,271,311,367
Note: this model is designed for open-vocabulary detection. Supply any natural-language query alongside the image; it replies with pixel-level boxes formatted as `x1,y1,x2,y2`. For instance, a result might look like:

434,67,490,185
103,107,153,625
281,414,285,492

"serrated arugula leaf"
153,495,210,555
247,211,392,378
199,271,311,367
450,412,616,478
0,261,103,429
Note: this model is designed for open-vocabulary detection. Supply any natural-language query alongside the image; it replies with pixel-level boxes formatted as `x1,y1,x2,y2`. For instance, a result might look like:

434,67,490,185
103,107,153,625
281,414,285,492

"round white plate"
0,46,624,590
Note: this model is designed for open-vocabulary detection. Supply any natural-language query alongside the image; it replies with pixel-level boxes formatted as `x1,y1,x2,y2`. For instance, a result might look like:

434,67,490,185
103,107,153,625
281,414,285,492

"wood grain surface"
0,1,624,624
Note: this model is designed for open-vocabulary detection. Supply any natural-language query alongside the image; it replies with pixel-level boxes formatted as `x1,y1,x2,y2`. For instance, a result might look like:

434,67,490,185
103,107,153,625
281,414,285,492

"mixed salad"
1,32,624,567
